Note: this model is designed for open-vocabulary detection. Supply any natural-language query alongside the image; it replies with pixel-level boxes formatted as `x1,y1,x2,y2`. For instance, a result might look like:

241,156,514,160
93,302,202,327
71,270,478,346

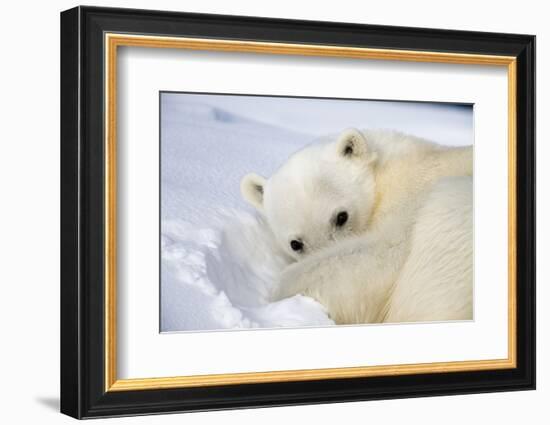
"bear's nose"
290,240,304,252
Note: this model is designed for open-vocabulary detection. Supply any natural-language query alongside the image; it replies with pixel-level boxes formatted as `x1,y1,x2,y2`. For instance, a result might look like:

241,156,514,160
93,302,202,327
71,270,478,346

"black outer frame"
60,5,536,419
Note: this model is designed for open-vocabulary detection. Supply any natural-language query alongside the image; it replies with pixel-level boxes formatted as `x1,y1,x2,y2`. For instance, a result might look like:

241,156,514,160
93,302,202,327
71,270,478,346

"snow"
160,92,473,332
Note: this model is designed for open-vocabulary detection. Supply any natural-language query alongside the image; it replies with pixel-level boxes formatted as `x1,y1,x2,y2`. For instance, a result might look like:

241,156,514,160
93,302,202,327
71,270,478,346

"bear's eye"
290,239,304,252
335,211,349,227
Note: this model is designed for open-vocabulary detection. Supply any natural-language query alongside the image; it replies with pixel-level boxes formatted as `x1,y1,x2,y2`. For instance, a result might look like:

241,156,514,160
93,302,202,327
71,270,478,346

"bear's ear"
336,128,369,159
240,173,266,210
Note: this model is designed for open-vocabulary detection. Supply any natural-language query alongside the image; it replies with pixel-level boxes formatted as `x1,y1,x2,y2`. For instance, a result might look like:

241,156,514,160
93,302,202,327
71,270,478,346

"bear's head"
240,128,378,260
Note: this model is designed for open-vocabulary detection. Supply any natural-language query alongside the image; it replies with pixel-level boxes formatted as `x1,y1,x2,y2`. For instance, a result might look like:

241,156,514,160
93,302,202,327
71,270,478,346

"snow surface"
160,92,473,332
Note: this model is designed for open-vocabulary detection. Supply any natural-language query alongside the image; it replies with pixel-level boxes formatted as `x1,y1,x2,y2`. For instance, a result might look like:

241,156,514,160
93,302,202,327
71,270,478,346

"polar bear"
240,128,473,324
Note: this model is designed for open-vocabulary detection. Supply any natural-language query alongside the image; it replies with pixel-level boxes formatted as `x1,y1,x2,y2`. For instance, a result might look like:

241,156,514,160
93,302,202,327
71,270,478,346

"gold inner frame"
104,33,518,392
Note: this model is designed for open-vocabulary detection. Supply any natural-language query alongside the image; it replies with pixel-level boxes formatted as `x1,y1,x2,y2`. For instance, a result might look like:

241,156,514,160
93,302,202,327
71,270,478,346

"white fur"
241,128,473,324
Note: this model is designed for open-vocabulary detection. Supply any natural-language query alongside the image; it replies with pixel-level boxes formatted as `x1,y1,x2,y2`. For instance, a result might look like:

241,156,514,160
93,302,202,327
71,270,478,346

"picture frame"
60,5,536,419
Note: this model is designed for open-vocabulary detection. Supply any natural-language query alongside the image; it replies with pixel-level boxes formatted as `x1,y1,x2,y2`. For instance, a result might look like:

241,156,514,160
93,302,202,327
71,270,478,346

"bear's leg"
273,234,407,324
383,176,473,323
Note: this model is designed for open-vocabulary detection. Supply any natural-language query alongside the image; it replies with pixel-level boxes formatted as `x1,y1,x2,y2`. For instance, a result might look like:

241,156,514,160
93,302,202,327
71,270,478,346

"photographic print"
160,92,474,332
61,7,535,417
